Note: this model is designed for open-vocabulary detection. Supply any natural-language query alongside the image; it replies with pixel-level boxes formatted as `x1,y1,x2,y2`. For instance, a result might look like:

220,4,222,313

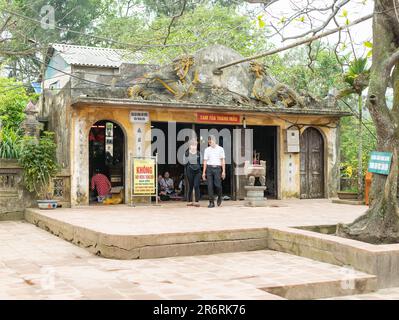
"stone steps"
260,273,377,300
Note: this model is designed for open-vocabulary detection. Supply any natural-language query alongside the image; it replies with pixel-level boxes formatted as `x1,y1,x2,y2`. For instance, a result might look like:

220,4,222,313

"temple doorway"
89,120,125,204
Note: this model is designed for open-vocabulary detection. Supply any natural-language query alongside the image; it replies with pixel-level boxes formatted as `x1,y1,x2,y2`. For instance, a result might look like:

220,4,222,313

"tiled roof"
51,43,142,68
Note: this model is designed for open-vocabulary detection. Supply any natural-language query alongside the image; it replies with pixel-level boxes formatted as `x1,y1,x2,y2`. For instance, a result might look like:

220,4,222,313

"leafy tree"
341,57,370,198
267,43,346,97
0,77,36,130
134,0,237,16
97,4,270,63
340,115,376,188
0,0,109,80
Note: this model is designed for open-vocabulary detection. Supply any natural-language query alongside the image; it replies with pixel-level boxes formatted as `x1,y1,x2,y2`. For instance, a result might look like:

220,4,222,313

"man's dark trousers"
206,166,222,202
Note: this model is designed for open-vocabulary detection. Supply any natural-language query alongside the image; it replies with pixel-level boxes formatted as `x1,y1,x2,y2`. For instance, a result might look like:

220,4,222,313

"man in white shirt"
202,135,226,208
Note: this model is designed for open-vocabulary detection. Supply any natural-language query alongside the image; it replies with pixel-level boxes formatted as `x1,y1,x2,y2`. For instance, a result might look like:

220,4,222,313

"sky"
241,0,374,58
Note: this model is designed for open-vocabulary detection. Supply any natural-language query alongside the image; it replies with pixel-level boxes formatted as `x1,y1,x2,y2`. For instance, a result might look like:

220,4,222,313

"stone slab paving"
26,199,367,235
0,221,376,300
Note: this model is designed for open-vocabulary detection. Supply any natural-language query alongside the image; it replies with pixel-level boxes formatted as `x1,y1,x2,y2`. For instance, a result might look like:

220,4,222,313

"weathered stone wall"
325,124,340,198
41,82,72,171
279,122,299,199
0,160,34,220
70,64,158,99
39,82,73,208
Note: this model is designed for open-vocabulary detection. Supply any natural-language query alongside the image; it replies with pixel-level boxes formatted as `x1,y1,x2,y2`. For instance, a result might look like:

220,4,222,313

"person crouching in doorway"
202,135,226,208
91,168,112,203
184,139,201,207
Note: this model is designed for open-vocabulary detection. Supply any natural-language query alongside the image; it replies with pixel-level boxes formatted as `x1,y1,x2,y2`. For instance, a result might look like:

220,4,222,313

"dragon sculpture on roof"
249,61,306,109
127,46,325,110
128,55,199,101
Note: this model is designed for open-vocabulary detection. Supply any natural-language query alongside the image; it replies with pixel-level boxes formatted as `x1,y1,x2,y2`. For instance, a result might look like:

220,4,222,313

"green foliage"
343,57,370,93
344,186,359,193
0,77,33,130
19,132,59,198
0,126,21,159
9,0,108,44
96,4,269,63
340,115,376,179
1,0,109,79
268,44,345,97
94,15,146,47
132,0,236,16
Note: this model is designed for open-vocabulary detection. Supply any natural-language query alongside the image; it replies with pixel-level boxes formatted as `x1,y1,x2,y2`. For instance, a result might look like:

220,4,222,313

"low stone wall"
0,160,72,219
267,226,399,289
0,160,34,220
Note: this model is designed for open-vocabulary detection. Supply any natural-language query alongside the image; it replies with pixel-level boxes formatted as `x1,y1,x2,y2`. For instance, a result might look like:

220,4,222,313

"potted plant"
19,132,59,209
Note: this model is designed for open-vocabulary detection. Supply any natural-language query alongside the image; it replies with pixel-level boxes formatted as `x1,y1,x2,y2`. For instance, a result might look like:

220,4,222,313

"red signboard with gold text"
197,113,240,124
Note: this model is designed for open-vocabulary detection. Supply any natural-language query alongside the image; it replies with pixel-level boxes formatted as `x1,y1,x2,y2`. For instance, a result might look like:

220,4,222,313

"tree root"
337,206,399,244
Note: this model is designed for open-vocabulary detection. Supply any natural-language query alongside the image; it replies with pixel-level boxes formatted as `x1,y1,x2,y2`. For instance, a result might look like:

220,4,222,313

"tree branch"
0,15,11,34
163,0,187,45
215,13,373,73
385,49,399,80
245,0,279,7
283,0,350,41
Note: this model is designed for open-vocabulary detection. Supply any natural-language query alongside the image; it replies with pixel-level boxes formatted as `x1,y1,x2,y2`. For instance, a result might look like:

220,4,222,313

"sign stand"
130,153,158,207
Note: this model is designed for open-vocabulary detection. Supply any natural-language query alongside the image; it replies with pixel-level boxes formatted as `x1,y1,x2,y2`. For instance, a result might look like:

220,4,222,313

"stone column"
22,101,42,138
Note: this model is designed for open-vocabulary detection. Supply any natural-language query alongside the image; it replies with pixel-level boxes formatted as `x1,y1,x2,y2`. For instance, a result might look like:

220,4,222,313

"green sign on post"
368,151,393,175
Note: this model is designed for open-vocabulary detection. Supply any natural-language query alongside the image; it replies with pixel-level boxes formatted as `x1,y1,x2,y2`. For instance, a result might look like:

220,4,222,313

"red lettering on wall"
197,113,240,124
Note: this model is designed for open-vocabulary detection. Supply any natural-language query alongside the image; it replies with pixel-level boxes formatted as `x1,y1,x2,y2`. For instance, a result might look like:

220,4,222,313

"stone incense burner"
244,160,267,207
244,160,266,186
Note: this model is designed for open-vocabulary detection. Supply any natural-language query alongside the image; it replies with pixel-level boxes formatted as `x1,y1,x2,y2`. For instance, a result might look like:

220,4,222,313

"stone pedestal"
244,186,267,207
22,100,41,138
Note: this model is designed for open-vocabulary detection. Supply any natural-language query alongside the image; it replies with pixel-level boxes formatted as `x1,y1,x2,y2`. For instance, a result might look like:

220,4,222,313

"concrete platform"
25,199,366,260
267,226,399,289
0,221,378,300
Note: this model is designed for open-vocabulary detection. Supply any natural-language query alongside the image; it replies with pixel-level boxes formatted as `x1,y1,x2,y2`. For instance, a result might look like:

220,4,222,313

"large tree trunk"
337,0,399,244
357,93,363,200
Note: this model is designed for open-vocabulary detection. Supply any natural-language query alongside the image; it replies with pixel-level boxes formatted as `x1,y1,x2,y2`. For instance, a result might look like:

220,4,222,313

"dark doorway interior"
89,120,125,203
250,126,278,199
151,122,235,201
151,122,193,200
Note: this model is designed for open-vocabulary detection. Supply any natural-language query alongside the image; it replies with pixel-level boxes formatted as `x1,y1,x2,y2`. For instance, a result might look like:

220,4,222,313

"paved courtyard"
0,221,379,300
27,199,367,235
3,200,399,300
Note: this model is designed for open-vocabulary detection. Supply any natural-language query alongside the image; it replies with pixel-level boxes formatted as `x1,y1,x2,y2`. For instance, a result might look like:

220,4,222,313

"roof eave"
71,97,351,117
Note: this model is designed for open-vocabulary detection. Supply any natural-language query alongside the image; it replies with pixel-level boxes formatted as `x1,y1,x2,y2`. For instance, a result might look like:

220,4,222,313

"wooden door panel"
300,128,324,199
300,129,309,198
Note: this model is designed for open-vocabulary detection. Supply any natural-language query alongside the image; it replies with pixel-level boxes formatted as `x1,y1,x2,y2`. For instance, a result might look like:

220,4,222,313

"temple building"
39,43,349,207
